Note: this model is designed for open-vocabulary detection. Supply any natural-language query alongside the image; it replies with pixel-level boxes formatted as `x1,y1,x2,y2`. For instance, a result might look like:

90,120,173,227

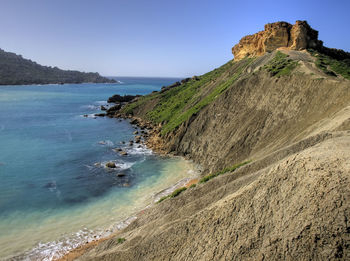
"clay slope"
78,132,350,260
129,50,350,173
74,50,350,260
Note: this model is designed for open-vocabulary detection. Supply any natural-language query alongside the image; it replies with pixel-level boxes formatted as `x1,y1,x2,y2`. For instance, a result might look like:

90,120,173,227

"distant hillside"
0,48,116,85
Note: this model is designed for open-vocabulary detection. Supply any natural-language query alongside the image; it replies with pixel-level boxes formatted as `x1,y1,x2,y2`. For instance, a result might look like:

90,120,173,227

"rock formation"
232,20,323,60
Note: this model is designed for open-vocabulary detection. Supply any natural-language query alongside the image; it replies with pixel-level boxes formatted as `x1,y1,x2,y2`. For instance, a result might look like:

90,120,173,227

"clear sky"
1,0,349,77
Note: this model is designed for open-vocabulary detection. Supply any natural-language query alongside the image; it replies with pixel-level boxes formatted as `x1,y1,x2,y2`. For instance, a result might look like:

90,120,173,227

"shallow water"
0,78,198,260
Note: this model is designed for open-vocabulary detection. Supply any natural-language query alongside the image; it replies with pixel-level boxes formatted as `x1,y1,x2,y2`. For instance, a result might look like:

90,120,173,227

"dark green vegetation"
308,49,350,79
0,48,116,85
117,238,126,244
157,187,187,203
263,51,299,77
122,58,254,135
199,161,251,184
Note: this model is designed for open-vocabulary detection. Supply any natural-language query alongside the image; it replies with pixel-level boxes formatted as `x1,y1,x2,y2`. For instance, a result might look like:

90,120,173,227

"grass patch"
308,49,350,80
199,160,251,184
122,58,254,135
189,184,196,188
157,187,187,203
263,51,299,77
117,238,126,244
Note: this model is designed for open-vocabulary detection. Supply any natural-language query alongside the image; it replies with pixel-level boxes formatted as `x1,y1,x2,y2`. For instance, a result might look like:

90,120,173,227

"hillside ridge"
61,21,350,260
0,48,116,85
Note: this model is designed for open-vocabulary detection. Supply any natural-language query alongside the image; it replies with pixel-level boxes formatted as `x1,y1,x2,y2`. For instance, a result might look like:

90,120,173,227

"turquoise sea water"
0,78,198,260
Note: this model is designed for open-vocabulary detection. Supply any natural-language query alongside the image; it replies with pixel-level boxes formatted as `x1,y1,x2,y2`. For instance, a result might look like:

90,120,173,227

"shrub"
263,51,299,77
117,238,126,244
157,187,188,203
199,160,251,184
308,49,350,80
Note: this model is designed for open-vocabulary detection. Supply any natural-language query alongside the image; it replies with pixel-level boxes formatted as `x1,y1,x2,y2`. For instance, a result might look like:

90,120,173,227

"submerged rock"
120,151,128,156
117,173,126,177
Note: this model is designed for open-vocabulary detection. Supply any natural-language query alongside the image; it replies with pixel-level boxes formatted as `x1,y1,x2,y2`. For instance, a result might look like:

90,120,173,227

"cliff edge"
232,20,350,61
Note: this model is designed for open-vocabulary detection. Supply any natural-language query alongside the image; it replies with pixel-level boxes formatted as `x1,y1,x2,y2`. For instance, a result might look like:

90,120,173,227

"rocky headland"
61,21,350,260
0,48,116,85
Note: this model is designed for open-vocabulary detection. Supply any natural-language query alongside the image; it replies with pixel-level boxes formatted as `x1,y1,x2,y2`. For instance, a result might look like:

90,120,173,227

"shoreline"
56,177,199,261
4,105,200,261
54,113,200,261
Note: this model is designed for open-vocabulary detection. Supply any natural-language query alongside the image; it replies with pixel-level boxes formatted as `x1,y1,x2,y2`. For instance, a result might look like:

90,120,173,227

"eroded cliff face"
232,21,323,60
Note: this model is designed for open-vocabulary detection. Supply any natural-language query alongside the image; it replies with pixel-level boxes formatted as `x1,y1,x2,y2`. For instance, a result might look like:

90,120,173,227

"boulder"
107,94,141,103
100,105,107,111
120,151,128,156
106,162,116,168
117,173,126,177
94,113,106,117
106,104,121,113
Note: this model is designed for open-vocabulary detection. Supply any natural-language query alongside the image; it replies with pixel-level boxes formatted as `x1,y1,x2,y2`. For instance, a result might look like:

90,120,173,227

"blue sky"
1,0,349,77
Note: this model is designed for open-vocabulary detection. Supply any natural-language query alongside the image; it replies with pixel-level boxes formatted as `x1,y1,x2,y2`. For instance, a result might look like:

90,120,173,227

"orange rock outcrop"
232,20,323,60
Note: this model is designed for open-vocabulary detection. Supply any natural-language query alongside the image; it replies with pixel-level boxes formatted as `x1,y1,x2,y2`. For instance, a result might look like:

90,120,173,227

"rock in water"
106,162,116,168
119,151,128,156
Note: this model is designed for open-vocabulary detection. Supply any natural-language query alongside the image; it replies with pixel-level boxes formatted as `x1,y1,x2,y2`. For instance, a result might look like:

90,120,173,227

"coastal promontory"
0,48,116,85
62,20,350,260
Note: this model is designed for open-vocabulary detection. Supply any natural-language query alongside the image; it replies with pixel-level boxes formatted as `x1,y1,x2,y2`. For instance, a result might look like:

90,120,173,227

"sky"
0,0,349,77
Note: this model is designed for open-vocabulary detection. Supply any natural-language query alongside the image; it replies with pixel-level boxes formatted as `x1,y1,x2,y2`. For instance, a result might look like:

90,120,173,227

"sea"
0,77,199,260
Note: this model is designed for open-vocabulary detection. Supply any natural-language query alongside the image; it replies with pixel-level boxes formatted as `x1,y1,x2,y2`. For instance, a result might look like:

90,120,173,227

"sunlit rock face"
232,20,323,60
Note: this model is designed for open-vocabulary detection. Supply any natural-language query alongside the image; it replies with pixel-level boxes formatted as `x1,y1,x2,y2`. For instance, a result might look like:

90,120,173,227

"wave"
97,160,135,171
98,140,114,146
125,144,153,155
80,104,99,110
11,214,138,261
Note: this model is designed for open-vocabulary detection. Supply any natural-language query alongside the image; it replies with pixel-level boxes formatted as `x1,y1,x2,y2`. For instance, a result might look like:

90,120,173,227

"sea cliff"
62,21,350,260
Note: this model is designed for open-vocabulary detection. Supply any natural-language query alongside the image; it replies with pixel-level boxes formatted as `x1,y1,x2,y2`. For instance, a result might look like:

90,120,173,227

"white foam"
98,140,114,146
117,161,135,170
80,104,99,110
80,113,97,119
126,144,153,155
15,216,138,261
94,100,108,105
